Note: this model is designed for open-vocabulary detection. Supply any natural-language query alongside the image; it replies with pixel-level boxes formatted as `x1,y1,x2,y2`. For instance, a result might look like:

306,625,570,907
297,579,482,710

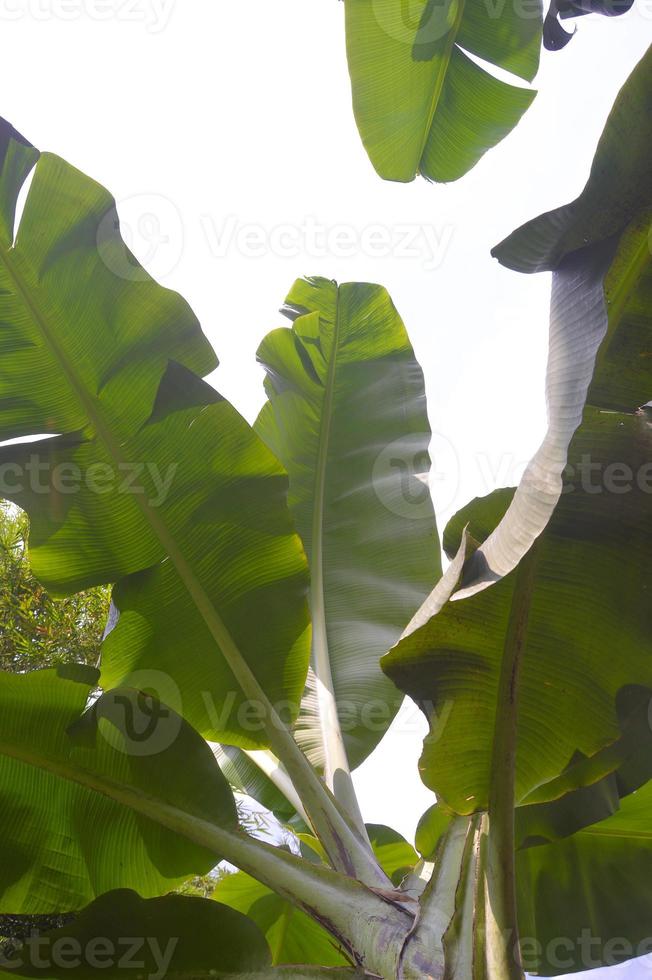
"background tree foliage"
0,503,110,673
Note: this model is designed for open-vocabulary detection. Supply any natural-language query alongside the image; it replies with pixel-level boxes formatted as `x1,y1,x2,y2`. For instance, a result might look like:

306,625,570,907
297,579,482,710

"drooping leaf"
543,0,635,52
460,49,652,596
383,159,652,971
0,889,271,978
384,404,652,814
0,667,236,913
383,196,652,818
256,277,440,779
0,120,311,748
492,45,652,272
344,0,540,183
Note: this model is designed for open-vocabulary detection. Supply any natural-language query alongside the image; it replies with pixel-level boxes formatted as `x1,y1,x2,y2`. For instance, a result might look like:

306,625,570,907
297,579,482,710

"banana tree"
0,43,650,980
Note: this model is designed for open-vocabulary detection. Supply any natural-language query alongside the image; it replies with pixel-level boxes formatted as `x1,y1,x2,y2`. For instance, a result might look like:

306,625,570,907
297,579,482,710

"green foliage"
0,504,109,672
345,0,541,182
0,33,649,980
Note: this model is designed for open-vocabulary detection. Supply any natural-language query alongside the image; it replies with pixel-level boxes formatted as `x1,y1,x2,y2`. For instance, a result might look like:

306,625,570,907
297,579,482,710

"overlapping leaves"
0,119,311,747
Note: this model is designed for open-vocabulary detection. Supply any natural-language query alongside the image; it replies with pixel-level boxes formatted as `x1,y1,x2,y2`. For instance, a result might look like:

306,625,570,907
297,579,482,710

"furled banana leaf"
382,210,652,815
344,0,541,182
0,118,311,748
0,666,235,913
457,46,652,595
256,277,440,790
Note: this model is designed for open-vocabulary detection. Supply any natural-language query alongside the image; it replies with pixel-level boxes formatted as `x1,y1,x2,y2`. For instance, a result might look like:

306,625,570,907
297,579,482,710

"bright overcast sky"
3,3,650,976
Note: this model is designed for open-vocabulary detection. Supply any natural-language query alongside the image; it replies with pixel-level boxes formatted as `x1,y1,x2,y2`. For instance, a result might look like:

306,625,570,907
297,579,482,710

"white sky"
3,3,650,975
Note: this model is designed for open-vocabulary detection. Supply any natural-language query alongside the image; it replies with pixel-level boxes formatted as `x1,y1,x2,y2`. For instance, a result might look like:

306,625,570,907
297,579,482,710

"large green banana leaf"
0,119,311,748
0,889,367,978
344,0,541,182
516,782,652,975
255,277,440,783
383,184,652,811
384,402,652,813
0,666,235,913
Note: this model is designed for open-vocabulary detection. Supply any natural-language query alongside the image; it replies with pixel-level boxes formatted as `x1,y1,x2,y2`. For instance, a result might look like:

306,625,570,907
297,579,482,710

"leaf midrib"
0,237,270,719
309,289,343,763
0,202,388,887
417,0,467,174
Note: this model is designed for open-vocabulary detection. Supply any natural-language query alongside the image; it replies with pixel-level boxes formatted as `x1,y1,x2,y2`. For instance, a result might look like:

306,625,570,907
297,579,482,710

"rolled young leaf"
459,47,652,596
345,0,540,182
